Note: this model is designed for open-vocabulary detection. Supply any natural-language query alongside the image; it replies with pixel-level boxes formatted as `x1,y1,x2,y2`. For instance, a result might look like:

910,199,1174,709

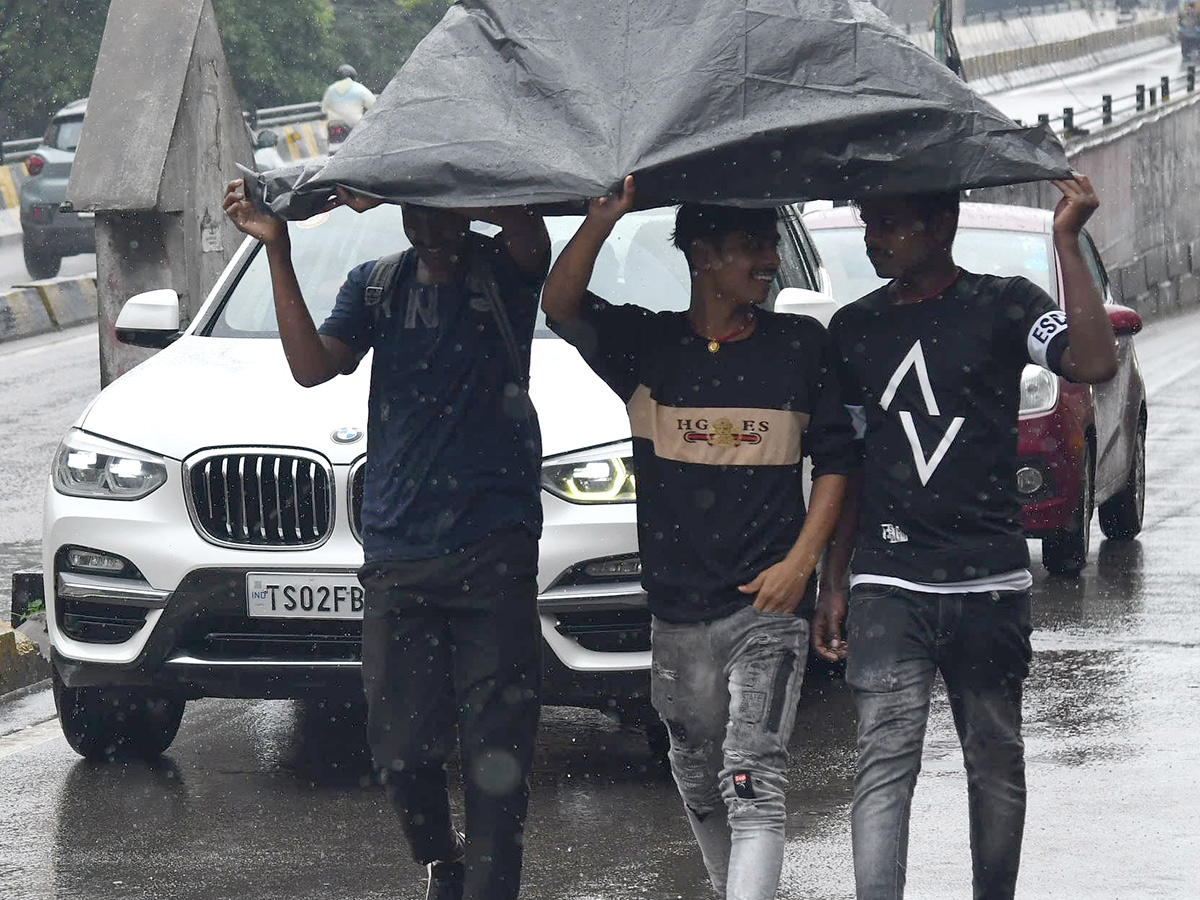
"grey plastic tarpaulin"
252,0,1070,219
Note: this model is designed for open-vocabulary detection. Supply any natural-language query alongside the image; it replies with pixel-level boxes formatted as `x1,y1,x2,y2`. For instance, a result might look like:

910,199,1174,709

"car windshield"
49,117,85,151
206,205,694,338
808,225,1057,308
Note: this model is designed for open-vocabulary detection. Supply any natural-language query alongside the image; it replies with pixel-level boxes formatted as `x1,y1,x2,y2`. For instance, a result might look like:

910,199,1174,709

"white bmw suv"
38,202,832,759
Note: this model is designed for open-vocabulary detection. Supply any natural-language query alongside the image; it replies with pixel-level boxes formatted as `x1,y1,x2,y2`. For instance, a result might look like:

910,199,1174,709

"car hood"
79,334,629,463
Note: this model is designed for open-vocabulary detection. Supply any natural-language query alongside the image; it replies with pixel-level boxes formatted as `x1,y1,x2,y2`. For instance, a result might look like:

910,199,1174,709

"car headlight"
541,441,636,503
1019,364,1059,416
52,429,169,500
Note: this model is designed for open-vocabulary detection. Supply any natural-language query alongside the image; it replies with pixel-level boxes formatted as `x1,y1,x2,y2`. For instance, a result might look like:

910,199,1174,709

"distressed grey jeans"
651,604,809,900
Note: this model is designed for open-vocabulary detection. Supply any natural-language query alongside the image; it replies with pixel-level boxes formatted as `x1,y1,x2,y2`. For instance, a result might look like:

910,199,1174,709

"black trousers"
360,526,542,900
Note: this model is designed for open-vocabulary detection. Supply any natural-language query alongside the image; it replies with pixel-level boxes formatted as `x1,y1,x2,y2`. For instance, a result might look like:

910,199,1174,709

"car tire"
1099,420,1146,541
22,240,62,280
53,674,185,761
1042,442,1094,577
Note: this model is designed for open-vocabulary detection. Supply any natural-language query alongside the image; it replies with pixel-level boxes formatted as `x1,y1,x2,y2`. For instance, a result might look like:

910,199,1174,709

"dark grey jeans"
651,604,808,900
359,526,541,900
845,582,1033,900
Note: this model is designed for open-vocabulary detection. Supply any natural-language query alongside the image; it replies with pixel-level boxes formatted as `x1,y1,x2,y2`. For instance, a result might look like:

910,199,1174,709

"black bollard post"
1189,66,1196,93
1136,84,1146,111
1063,107,1075,134
1162,76,1171,103
1102,95,1113,125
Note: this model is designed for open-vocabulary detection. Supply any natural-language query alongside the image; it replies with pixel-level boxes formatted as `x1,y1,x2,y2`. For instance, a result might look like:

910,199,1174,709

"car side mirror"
115,289,183,348
1107,304,1142,337
772,286,840,327
255,128,279,149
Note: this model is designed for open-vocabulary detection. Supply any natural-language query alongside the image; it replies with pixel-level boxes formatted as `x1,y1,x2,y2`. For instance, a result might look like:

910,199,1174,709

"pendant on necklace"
707,340,720,353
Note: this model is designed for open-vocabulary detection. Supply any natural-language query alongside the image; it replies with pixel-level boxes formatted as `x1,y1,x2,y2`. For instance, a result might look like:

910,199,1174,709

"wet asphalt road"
0,239,95,294
1,311,1199,899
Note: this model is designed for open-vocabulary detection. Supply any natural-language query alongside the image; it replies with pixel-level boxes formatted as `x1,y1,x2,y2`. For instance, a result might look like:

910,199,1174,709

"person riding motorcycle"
321,64,376,147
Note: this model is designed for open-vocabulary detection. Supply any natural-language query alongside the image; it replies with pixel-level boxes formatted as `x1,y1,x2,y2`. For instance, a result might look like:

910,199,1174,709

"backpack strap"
363,249,414,323
465,238,531,394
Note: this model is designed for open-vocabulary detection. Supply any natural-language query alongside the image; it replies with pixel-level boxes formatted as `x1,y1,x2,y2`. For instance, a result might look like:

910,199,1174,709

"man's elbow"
1071,352,1120,384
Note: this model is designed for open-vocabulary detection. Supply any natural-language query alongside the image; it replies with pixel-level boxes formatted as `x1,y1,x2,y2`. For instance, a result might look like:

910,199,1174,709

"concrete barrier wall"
908,8,1174,90
0,274,99,344
974,91,1200,323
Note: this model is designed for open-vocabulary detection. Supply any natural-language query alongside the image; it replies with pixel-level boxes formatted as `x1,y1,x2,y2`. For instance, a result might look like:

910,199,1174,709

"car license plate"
246,573,364,619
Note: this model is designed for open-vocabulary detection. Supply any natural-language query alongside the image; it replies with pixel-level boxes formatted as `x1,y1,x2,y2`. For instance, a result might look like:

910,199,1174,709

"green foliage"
0,0,109,138
0,0,450,142
331,0,452,94
211,0,341,111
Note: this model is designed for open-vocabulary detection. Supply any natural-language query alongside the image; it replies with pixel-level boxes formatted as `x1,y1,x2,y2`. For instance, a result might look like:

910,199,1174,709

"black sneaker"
425,832,466,900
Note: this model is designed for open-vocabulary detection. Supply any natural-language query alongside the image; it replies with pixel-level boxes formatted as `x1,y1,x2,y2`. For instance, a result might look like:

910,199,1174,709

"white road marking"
0,718,62,761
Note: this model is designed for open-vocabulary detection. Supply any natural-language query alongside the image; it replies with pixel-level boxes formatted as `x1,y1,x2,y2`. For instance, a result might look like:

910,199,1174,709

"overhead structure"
252,0,1070,219
67,0,252,384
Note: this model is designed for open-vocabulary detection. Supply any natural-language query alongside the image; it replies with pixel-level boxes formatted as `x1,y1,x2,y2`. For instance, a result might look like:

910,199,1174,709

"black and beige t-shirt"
827,270,1070,585
551,294,856,623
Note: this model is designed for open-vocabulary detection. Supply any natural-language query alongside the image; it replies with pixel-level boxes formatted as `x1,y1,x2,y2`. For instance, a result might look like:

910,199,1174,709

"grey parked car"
18,98,283,281
19,98,94,280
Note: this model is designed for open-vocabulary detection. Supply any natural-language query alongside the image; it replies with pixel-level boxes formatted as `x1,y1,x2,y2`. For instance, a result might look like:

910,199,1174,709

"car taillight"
25,153,45,176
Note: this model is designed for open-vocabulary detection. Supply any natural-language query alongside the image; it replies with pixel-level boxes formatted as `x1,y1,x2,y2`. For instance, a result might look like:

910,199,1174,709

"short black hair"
336,64,358,80
855,191,961,243
672,204,778,256
855,191,960,219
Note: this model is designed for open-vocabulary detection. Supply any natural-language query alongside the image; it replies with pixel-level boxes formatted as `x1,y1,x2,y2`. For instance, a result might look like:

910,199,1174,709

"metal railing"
1016,65,1199,139
1,101,326,166
0,137,41,166
900,0,1127,34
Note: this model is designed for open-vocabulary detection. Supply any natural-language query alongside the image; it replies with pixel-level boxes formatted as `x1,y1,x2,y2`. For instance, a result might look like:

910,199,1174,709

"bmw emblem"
331,426,363,444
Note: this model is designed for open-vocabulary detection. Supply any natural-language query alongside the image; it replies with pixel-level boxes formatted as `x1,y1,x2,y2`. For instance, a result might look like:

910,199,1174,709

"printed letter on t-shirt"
880,340,965,487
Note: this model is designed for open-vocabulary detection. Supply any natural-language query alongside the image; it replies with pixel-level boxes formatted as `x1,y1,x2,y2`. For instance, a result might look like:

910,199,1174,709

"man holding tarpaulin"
221,179,549,900
543,174,856,899
812,174,1117,900
231,0,1085,895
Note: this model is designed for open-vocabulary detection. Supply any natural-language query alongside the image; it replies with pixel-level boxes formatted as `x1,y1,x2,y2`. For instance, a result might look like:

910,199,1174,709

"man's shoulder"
762,308,826,344
828,287,886,333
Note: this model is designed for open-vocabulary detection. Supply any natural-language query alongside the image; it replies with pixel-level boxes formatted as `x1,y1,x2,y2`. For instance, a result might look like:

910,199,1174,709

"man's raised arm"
541,175,635,325
222,179,355,387
1052,175,1119,385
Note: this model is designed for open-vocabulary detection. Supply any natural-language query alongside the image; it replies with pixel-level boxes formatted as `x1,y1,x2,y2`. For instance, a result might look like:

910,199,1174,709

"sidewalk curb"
1,273,98,344
0,622,51,696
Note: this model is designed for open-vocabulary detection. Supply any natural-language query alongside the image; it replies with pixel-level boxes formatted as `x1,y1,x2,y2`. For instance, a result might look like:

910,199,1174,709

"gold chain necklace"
694,312,754,353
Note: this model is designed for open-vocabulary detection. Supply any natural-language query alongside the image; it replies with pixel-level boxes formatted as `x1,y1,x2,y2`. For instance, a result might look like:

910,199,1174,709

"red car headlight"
1019,365,1059,416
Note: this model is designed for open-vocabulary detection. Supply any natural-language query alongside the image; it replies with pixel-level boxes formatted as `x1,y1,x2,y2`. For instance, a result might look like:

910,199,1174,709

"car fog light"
584,556,642,579
1016,466,1044,495
64,548,128,574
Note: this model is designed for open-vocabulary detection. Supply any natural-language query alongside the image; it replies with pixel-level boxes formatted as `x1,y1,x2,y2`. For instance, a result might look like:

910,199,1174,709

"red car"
798,202,1146,576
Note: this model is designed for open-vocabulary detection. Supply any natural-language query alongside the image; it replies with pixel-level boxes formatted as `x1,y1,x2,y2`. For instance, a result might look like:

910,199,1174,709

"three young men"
222,180,549,900
542,176,855,899
813,175,1117,900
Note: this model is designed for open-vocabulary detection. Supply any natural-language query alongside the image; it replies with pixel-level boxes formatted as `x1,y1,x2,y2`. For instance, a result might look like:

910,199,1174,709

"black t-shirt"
827,270,1070,584
551,295,856,623
318,235,543,563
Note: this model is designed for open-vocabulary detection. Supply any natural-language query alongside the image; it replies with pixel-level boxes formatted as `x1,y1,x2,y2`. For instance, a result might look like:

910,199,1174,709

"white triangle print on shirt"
898,411,965,485
881,340,965,486
880,340,939,414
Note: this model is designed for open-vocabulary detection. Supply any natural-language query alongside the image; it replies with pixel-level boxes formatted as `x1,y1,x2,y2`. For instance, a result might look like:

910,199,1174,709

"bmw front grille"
185,449,334,549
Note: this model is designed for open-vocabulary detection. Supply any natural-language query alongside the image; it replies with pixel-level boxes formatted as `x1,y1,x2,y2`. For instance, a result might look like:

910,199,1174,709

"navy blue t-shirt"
318,234,543,563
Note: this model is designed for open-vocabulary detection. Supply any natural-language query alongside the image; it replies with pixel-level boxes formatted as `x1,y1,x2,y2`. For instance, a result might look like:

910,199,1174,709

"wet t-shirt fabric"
319,235,543,563
551,295,857,623
827,270,1070,584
